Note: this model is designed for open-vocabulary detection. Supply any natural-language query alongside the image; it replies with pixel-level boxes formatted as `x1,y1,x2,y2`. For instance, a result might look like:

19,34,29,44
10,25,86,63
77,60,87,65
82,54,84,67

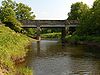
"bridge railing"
20,20,79,28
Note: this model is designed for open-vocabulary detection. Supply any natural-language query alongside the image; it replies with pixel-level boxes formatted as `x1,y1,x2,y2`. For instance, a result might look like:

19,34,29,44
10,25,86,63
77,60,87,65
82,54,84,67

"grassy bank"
0,25,33,75
41,32,61,39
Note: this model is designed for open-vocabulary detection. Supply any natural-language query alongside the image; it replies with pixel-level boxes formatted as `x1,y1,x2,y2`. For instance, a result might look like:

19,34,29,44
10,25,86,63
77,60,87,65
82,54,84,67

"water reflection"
37,41,40,56
26,40,100,75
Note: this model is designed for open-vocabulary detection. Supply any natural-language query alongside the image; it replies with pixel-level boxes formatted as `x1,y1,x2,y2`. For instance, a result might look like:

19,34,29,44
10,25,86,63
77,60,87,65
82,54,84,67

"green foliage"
92,36,100,42
16,67,33,75
24,28,36,37
0,25,32,74
93,0,100,9
0,7,15,21
76,0,100,36
4,16,22,32
76,10,92,35
41,32,61,39
67,0,100,36
0,0,35,33
41,28,62,39
0,0,35,20
0,2,22,32
66,35,100,43
65,35,80,42
1,0,17,9
91,0,100,35
67,2,89,20
66,0,100,43
41,28,61,34
16,3,35,20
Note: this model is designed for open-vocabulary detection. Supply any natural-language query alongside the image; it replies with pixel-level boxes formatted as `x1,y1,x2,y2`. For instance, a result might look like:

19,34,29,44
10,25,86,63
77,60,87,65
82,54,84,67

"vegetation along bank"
66,0,100,46
0,0,36,74
0,25,33,75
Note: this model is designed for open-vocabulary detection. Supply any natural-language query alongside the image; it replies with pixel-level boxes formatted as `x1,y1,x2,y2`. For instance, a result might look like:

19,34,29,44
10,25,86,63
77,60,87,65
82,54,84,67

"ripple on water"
26,40,100,75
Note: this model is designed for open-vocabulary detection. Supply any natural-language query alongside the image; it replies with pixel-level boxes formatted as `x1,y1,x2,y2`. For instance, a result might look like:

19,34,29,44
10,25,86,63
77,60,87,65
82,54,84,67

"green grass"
0,25,33,75
41,32,61,39
16,67,33,75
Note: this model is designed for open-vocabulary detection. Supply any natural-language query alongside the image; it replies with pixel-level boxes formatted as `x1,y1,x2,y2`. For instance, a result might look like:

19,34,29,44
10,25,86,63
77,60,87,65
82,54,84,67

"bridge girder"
20,20,79,28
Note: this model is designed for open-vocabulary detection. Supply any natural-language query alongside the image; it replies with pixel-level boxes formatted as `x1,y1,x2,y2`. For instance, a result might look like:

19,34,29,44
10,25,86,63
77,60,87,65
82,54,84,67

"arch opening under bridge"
20,20,79,43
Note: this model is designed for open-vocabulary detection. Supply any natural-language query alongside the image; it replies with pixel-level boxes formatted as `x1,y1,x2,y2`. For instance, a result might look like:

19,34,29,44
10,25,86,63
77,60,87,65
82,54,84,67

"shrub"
65,35,80,42
4,16,22,32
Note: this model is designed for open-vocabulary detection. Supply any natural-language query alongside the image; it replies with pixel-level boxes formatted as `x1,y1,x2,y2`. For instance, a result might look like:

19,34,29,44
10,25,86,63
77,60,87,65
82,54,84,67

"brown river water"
26,40,100,75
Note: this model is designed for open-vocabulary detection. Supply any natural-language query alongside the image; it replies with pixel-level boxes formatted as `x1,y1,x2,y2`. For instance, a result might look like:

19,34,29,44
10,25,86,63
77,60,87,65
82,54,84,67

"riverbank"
0,25,35,75
65,35,100,47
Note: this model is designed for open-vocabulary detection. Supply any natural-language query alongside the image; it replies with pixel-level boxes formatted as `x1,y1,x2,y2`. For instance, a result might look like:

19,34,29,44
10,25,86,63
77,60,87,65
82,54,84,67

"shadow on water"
26,40,100,75
37,41,41,57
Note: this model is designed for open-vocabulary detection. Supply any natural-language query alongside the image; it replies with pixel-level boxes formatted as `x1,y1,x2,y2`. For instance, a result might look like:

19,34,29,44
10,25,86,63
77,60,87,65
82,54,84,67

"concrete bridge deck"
20,20,78,28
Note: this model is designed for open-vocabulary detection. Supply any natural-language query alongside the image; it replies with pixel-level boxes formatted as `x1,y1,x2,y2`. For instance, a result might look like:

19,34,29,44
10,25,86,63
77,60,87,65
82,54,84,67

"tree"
93,0,100,9
0,7,22,32
67,2,89,35
0,7,15,22
92,0,100,35
76,0,100,35
16,3,35,20
76,10,92,35
0,0,36,33
67,2,89,20
0,0,35,20
1,0,17,10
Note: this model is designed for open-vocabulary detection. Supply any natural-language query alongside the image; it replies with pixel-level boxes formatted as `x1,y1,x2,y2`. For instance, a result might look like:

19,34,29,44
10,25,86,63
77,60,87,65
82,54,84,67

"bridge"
20,20,78,28
20,20,79,42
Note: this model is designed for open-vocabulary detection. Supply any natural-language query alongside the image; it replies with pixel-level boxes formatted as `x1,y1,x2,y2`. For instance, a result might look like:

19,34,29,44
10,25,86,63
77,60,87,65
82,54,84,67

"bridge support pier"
36,26,41,41
61,25,70,44
61,27,66,44
65,25,69,35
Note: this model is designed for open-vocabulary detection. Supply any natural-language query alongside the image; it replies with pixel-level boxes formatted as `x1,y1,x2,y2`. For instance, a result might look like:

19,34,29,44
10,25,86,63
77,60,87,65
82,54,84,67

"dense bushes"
66,35,100,43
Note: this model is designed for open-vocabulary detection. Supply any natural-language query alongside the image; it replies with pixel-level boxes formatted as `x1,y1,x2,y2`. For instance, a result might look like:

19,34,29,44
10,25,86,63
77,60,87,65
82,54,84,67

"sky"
0,0,95,20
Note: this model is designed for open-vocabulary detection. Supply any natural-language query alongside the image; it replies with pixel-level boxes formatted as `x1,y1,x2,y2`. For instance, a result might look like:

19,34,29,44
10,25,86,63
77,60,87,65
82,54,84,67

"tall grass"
0,25,33,75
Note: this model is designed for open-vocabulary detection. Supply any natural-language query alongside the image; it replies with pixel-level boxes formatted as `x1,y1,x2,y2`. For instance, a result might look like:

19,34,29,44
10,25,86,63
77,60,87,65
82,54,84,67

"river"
26,40,100,75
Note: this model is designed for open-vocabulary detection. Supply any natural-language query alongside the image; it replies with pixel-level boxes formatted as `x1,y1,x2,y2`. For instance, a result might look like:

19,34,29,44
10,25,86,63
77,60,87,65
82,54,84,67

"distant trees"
0,0,35,33
68,1,100,36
